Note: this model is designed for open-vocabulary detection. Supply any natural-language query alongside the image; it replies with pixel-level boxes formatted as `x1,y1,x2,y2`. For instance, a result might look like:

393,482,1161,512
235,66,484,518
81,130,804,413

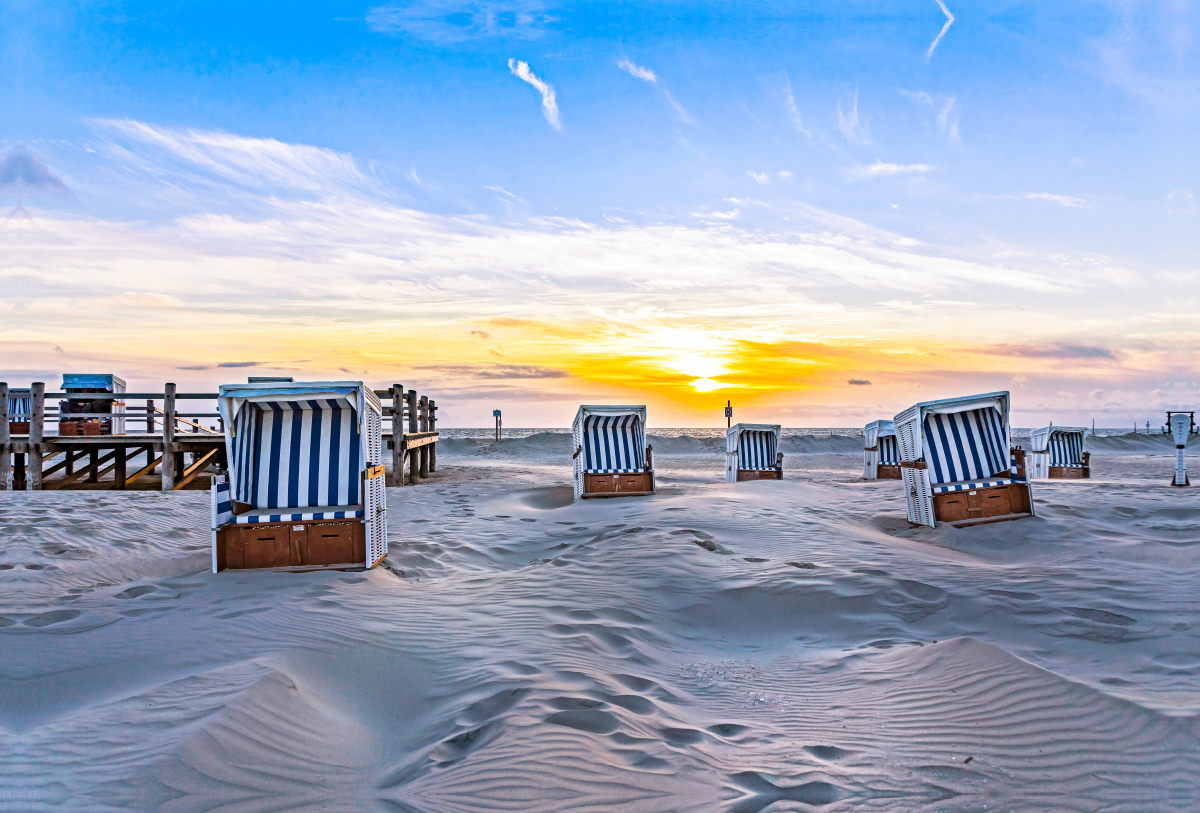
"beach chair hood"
1030,426,1088,467
726,423,781,482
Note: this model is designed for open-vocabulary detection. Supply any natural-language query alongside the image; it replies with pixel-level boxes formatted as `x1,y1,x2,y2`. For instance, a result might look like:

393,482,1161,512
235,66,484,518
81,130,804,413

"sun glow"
691,377,729,392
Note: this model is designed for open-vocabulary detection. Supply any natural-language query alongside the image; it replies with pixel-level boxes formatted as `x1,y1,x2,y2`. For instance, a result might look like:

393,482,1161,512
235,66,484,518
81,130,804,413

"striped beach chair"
8,388,31,435
211,381,386,571
1028,426,1089,479
726,423,782,482
894,391,1035,527
572,406,654,499
863,420,901,480
59,374,126,435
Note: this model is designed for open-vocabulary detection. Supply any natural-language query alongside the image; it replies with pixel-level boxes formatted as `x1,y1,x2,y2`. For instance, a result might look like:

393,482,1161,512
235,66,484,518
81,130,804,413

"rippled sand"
1,442,1196,811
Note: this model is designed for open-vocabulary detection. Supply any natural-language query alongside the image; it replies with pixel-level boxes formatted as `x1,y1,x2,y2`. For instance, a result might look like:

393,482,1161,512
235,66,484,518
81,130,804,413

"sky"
1,0,1197,427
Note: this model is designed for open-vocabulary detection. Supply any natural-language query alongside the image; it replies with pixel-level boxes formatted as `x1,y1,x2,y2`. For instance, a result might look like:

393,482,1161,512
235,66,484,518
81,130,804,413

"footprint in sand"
875,580,949,622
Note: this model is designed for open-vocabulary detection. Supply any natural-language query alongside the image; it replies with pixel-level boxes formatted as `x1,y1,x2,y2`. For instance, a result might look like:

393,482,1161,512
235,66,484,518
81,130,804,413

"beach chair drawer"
218,519,366,570
8,421,29,435
582,472,653,497
736,469,781,481
1049,466,1088,479
875,464,902,480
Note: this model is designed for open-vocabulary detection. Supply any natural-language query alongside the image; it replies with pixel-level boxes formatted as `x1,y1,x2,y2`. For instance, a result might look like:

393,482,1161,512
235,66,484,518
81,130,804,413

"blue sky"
2,1,1196,426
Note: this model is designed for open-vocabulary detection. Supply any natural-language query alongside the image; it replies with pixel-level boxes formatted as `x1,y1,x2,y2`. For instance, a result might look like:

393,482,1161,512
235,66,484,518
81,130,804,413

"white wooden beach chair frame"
211,381,386,572
894,391,1035,528
572,405,654,499
725,423,783,483
863,419,902,480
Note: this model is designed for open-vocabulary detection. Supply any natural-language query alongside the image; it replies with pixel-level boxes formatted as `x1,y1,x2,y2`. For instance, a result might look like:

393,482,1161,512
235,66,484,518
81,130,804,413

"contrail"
926,0,955,62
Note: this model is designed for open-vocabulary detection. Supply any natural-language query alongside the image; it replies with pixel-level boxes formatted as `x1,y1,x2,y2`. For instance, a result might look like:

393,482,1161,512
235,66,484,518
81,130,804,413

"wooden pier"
1,382,438,492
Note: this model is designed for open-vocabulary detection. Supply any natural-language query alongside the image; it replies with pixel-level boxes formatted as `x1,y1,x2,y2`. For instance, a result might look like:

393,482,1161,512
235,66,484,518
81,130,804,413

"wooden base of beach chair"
216,518,367,572
582,472,654,498
1048,466,1089,479
735,469,781,482
933,482,1033,527
875,465,902,480
9,421,29,435
59,420,109,436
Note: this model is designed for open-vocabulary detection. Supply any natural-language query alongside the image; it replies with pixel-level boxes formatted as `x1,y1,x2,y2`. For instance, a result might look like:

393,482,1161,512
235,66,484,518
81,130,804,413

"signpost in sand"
1170,412,1191,487
725,401,732,429
493,409,502,441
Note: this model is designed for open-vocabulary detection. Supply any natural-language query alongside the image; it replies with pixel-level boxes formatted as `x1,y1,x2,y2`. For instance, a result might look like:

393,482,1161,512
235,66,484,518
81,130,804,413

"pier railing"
1,382,438,492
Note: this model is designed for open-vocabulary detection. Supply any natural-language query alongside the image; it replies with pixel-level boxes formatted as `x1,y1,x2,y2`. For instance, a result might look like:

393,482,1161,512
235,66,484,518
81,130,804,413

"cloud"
367,1,553,43
617,58,656,83
418,363,569,379
747,171,770,185
485,184,520,200
981,343,1117,360
847,161,932,180
177,364,211,370
93,119,368,195
848,379,872,385
508,59,562,131
926,0,955,62
0,147,73,198
617,58,694,124
1024,192,1086,208
217,361,262,368
937,97,961,144
470,329,492,339
837,89,870,145
782,74,810,137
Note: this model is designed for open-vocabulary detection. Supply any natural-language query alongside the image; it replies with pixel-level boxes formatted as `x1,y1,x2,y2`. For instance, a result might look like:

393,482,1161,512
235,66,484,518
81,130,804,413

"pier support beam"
407,389,419,484
418,395,429,479
390,384,405,486
0,382,9,490
428,400,437,473
29,383,44,490
161,383,176,491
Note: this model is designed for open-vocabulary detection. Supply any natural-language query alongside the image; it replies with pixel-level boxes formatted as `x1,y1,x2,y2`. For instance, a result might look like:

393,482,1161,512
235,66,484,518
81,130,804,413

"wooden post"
390,384,404,486
29,382,44,490
428,399,437,473
0,382,9,490
114,446,127,490
418,396,429,478
407,389,419,483
14,453,25,490
146,399,155,433
161,383,176,491
88,449,99,483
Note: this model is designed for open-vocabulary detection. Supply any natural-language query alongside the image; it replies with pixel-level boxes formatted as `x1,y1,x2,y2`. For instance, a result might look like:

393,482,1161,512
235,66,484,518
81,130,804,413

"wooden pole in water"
428,399,437,472
29,383,44,490
162,383,176,491
0,382,9,490
390,384,404,486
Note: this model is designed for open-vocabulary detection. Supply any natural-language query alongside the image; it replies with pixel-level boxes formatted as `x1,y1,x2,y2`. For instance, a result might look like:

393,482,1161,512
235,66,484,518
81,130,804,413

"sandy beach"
1,433,1196,812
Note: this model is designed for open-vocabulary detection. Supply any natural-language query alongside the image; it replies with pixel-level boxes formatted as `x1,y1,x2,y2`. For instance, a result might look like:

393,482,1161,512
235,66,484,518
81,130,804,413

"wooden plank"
174,447,219,490
124,455,164,487
401,432,439,450
0,382,9,491
390,384,405,486
153,406,219,434
48,449,118,490
161,383,176,491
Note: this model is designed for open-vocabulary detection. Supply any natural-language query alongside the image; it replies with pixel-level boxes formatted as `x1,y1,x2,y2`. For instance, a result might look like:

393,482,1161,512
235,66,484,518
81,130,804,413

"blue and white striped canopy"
581,414,646,473
8,393,31,417
1048,430,1084,466
922,407,1009,486
878,434,900,465
231,399,361,509
737,430,778,470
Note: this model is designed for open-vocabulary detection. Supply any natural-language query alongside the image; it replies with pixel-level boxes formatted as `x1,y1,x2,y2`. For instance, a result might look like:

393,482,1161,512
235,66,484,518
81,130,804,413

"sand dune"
1,443,1196,810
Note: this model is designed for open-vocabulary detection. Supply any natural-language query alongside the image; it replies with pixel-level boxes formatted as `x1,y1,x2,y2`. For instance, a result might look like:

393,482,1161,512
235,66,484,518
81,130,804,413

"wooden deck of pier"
1,382,438,492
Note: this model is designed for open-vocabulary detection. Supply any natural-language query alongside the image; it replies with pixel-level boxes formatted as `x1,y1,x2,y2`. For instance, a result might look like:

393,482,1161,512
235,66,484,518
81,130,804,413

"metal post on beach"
0,382,9,490
29,383,45,490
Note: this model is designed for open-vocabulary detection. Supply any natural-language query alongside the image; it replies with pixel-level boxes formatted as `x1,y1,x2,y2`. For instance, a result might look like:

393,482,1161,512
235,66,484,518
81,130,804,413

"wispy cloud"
782,74,810,137
747,171,770,185
847,161,932,180
1025,192,1087,208
926,0,955,62
937,97,961,144
981,342,1116,360
418,363,570,379
837,89,870,145
848,378,872,385
508,59,562,131
617,58,694,124
485,184,521,200
617,58,656,83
